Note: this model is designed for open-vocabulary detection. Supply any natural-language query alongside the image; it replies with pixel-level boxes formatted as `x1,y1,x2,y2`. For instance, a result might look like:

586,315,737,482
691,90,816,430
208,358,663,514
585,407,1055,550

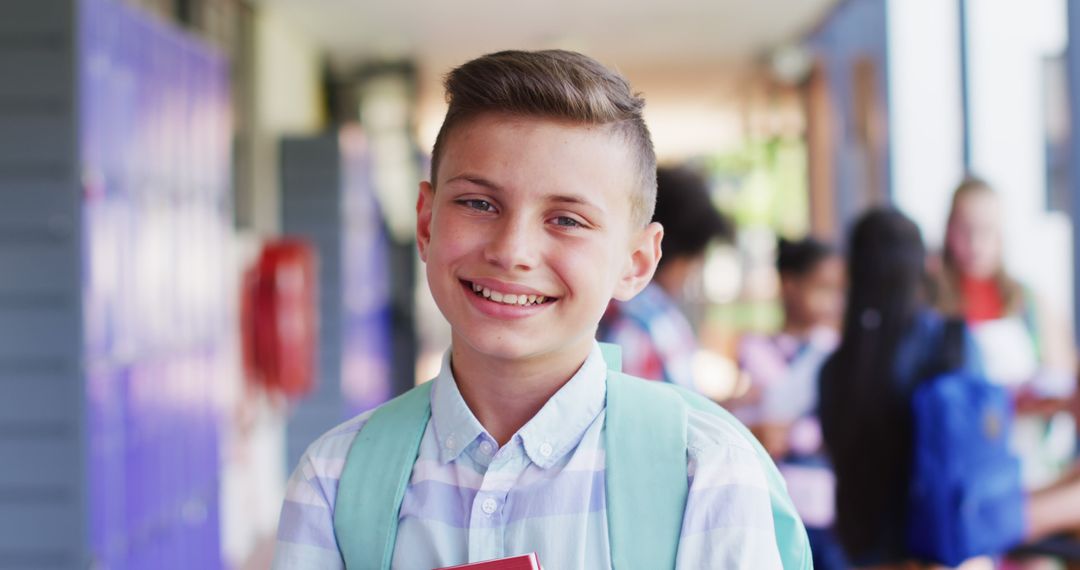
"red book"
436,552,541,570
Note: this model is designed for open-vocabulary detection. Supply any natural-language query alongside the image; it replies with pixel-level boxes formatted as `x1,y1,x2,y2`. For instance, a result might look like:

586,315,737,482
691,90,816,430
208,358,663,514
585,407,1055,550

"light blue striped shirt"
272,342,783,569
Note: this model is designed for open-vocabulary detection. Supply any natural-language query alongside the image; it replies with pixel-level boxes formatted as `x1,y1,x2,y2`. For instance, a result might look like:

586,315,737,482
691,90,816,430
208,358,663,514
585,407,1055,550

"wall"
236,5,324,235
0,0,85,566
886,0,965,249
807,0,891,240
965,0,1073,320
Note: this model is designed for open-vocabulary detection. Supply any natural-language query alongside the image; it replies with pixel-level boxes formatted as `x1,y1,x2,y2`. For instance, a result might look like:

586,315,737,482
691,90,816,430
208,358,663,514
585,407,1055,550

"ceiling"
255,0,838,72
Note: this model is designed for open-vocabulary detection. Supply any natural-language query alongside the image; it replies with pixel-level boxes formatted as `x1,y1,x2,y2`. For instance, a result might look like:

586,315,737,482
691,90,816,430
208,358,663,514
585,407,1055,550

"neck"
654,270,680,299
449,336,593,446
782,317,813,338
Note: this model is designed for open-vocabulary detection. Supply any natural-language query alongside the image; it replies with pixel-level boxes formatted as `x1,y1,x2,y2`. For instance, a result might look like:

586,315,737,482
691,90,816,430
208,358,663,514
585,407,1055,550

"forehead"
953,191,1001,224
436,113,637,201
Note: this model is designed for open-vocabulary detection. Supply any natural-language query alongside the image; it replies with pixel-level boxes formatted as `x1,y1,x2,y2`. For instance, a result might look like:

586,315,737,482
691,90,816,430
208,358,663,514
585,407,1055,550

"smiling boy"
272,50,809,569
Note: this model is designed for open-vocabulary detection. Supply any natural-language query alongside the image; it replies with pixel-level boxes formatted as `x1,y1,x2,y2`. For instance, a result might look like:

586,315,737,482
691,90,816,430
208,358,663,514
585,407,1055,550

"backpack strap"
605,369,689,568
334,381,433,570
602,341,811,569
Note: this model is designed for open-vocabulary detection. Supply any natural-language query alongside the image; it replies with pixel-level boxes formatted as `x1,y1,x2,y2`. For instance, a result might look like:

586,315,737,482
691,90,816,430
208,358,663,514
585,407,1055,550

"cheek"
430,217,479,261
947,230,973,259
553,241,619,296
973,230,999,254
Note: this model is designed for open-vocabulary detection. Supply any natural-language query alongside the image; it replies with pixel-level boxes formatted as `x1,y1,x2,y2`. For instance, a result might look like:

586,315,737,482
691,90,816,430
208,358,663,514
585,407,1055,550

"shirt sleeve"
270,447,346,570
271,416,371,570
676,409,785,569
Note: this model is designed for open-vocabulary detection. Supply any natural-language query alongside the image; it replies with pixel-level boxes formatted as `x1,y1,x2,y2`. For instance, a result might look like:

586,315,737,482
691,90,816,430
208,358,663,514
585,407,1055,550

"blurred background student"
819,208,1080,569
598,165,732,390
729,236,847,570
932,177,1078,488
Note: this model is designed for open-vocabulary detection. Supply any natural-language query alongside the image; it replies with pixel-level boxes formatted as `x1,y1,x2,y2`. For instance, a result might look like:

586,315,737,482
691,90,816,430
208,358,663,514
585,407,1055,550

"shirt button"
481,498,498,515
478,441,494,455
539,442,554,457
445,436,457,450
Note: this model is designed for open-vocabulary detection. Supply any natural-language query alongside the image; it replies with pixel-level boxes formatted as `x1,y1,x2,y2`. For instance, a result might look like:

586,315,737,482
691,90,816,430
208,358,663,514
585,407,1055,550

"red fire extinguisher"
241,239,318,398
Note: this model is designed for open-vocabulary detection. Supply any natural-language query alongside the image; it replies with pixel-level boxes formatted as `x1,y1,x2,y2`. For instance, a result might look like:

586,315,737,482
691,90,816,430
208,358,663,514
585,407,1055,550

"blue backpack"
333,343,813,569
906,323,1027,566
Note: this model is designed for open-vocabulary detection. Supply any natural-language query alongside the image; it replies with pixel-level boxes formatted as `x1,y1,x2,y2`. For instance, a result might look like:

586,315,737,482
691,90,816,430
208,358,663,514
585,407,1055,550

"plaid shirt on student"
598,283,698,390
271,342,783,569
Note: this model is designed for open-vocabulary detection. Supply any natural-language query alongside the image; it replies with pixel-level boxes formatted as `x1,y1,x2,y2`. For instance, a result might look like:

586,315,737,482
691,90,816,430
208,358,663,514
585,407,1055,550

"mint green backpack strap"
334,381,434,570
670,385,813,570
601,341,687,567
599,341,812,569
605,369,689,569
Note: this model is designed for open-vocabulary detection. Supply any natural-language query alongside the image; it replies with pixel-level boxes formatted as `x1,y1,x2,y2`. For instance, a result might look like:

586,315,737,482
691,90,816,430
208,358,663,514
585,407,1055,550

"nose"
483,214,539,271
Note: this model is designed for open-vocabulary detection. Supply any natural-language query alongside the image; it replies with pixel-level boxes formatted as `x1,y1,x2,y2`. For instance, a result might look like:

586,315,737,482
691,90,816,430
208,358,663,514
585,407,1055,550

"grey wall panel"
0,502,79,551
280,135,346,468
0,244,77,295
280,195,341,222
0,51,71,99
0,550,76,569
0,436,79,487
0,307,79,355
0,113,72,160
0,376,75,422
0,0,72,34
0,0,82,567
279,173,340,198
0,180,76,228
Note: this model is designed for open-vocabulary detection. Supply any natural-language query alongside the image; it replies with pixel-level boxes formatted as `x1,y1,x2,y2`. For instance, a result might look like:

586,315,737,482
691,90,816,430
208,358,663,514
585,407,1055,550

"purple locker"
340,136,394,415
81,0,230,566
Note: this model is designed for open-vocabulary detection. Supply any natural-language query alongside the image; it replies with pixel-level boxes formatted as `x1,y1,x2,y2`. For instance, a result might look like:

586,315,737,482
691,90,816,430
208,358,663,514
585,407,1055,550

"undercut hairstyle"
430,50,658,227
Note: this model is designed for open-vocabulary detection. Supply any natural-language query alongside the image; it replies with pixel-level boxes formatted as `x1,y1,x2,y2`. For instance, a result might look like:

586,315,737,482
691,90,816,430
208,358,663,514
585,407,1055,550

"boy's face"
417,113,662,365
781,255,845,331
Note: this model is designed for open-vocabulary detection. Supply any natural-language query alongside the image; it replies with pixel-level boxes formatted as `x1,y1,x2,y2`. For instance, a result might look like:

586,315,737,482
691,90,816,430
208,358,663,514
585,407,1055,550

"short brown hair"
430,50,657,227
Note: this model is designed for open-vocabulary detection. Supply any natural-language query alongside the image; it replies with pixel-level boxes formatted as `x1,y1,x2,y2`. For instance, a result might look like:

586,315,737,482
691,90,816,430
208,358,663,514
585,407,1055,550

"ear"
613,222,663,301
416,181,435,262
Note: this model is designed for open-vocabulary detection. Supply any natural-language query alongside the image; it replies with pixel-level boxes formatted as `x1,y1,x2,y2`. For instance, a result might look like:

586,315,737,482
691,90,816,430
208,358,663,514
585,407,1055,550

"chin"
459,331,547,361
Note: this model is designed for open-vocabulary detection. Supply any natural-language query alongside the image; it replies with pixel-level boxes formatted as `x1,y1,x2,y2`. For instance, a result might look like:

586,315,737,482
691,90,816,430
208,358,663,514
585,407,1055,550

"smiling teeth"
471,282,548,306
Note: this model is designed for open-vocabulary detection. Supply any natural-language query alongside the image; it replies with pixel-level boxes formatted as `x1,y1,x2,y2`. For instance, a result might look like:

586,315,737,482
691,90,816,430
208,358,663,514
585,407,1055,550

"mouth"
461,279,557,307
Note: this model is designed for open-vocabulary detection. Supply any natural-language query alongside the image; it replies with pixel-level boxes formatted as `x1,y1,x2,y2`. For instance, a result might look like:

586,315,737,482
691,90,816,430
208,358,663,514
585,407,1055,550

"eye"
551,215,584,228
458,199,496,212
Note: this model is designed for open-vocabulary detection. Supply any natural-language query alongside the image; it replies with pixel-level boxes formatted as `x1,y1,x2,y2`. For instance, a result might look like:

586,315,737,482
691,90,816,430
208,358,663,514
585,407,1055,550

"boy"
598,165,732,389
272,50,809,569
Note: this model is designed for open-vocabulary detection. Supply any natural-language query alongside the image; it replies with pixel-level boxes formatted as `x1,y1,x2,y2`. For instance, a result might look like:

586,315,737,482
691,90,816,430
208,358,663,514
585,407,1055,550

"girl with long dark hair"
819,208,1080,568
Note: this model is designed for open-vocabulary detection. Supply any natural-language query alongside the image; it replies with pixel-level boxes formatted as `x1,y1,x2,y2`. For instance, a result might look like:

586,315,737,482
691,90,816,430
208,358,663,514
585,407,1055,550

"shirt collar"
428,341,609,468
429,353,486,463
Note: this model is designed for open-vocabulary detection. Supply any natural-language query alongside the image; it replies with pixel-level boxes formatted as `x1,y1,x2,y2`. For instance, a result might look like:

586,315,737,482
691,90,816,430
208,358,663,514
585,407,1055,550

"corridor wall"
806,0,892,238
280,129,393,470
0,0,233,567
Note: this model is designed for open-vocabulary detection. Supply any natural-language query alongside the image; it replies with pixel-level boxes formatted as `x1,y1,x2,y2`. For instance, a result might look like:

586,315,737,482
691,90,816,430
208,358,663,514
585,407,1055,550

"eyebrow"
446,174,602,211
446,174,502,191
